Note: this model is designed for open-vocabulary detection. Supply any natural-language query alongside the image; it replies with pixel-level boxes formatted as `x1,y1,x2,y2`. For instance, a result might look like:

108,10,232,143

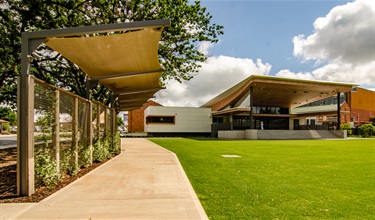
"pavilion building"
129,75,374,139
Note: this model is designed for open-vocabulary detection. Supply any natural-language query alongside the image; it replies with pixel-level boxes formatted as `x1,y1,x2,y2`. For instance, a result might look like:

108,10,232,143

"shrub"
360,124,375,138
112,132,121,155
340,123,353,135
60,145,78,176
106,132,121,156
42,129,51,133
35,144,60,187
79,144,92,168
93,137,111,162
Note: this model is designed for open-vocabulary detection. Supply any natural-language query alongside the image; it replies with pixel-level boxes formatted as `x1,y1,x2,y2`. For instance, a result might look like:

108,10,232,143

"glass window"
146,116,175,124
213,117,224,123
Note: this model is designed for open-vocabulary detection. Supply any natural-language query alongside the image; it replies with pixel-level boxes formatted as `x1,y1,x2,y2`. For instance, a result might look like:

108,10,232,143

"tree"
117,116,125,126
0,106,17,125
0,0,223,107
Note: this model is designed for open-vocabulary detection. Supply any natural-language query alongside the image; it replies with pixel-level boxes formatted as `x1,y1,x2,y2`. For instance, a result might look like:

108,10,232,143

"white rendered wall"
144,106,211,133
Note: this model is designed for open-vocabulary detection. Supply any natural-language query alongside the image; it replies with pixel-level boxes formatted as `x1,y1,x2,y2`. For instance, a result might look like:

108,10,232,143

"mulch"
0,147,106,203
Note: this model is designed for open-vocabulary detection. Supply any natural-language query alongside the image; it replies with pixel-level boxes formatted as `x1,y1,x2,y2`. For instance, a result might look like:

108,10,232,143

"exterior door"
293,119,299,130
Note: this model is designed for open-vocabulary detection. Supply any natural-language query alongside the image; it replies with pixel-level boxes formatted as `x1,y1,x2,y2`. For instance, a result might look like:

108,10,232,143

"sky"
154,0,374,107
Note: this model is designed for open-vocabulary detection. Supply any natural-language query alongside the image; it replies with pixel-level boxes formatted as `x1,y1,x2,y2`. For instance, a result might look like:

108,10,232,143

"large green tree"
0,0,223,107
0,106,17,125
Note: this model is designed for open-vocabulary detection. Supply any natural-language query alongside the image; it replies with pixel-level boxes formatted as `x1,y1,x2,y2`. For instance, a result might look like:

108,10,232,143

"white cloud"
286,0,375,87
198,41,214,56
277,61,375,87
155,56,271,107
155,0,374,107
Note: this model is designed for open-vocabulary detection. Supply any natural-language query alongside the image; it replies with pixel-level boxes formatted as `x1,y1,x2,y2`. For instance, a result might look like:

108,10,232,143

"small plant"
360,124,375,138
340,123,352,135
60,145,78,176
91,131,121,163
112,132,121,155
79,144,92,168
93,137,111,162
35,144,60,187
34,134,52,142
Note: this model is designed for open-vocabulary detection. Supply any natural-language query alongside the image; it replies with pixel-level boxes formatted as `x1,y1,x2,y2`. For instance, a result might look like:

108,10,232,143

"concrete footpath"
0,138,208,219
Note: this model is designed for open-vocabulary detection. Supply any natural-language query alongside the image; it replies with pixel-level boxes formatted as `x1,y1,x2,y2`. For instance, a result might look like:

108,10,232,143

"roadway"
0,134,17,149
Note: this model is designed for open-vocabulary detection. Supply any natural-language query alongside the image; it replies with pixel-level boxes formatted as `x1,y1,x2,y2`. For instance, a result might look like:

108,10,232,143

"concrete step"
257,130,343,140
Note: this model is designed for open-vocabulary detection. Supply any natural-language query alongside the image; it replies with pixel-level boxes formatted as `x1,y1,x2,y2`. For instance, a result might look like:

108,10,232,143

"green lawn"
149,138,375,219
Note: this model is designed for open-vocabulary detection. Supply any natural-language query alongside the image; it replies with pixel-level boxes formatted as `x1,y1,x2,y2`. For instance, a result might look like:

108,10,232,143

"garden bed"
0,147,106,203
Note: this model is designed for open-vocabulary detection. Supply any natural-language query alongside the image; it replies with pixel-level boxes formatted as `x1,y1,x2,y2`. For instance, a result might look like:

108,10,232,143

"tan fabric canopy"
44,28,165,110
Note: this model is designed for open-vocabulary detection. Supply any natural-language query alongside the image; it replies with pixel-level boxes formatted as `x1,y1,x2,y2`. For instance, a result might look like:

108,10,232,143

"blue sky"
200,0,349,75
156,0,374,106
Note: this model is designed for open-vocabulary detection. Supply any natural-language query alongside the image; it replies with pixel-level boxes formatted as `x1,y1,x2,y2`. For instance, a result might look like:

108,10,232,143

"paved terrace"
0,138,208,219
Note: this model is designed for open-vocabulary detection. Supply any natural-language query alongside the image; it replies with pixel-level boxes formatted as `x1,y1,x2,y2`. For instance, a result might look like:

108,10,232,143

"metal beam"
118,107,139,111
93,69,163,81
85,79,99,100
118,93,156,100
110,94,118,109
23,19,171,40
118,98,149,103
119,101,147,108
116,87,164,96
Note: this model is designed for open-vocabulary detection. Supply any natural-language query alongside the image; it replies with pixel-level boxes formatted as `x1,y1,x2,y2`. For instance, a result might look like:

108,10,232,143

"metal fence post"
112,109,116,135
88,101,93,164
97,104,100,138
74,97,79,170
104,107,107,135
111,109,116,149
54,90,60,174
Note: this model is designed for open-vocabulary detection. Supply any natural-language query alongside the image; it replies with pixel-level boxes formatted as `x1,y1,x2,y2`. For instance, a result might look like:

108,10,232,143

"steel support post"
249,86,254,129
337,92,341,130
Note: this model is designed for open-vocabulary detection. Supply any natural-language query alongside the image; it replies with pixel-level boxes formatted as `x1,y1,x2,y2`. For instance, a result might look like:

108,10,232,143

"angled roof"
201,75,358,110
39,20,170,111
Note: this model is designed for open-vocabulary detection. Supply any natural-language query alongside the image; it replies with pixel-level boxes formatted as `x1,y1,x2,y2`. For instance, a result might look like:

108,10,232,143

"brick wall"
348,88,375,126
350,88,375,111
128,100,162,132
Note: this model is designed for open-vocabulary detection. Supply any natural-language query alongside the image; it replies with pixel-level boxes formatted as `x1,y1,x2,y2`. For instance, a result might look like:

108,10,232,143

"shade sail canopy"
202,75,358,110
44,21,168,111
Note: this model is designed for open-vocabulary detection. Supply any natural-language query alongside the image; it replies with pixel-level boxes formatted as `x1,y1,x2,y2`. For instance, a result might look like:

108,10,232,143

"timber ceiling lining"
202,75,358,110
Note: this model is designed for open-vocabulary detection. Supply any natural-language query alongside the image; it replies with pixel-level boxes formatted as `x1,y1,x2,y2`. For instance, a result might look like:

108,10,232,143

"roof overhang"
291,103,351,116
212,107,250,116
202,75,358,110
25,19,171,111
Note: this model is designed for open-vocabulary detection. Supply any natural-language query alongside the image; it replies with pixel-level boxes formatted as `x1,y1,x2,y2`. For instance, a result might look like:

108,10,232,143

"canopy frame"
19,19,170,196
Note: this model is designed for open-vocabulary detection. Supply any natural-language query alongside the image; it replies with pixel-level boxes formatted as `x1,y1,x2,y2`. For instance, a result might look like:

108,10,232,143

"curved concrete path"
0,138,208,219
